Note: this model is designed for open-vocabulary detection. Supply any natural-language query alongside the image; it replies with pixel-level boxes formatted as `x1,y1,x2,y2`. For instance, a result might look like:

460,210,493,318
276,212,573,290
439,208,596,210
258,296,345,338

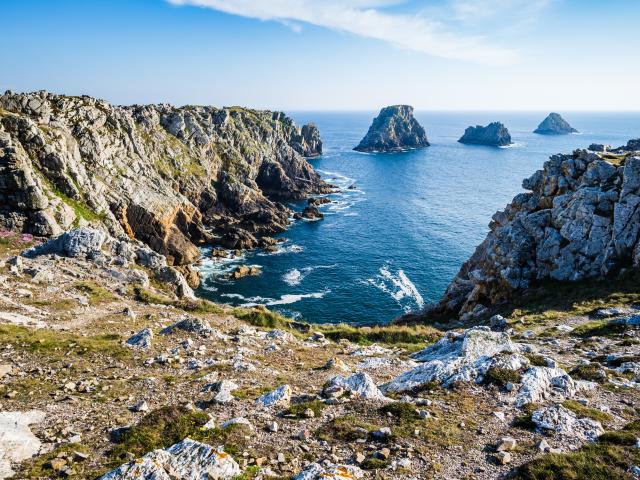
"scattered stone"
496,437,517,451
494,451,512,465
131,400,149,413
256,385,292,408
211,380,239,404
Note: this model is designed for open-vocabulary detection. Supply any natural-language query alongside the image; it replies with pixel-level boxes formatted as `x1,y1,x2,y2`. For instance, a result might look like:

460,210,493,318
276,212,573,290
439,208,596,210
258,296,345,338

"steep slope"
422,141,640,320
0,91,330,267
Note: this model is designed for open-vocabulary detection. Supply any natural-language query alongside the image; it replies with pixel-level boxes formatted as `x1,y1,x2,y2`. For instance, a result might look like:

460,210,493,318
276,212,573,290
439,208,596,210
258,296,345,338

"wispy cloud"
167,0,520,64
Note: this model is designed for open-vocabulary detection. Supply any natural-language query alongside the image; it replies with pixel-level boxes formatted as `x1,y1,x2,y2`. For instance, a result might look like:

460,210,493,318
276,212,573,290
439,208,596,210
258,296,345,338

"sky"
1,0,639,111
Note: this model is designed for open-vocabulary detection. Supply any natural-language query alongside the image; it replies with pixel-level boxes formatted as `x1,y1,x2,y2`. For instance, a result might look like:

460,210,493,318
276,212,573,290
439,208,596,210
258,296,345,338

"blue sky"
1,0,639,110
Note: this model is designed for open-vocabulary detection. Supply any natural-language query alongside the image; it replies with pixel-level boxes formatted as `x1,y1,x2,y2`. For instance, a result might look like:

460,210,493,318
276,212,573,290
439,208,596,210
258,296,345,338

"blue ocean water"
197,112,640,325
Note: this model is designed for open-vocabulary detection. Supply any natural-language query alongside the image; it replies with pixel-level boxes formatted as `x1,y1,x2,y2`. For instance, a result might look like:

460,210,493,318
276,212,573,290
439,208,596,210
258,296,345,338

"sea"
196,112,640,325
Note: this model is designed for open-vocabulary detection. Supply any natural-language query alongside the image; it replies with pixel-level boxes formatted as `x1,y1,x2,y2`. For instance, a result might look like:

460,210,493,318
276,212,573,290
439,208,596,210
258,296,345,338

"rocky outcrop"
458,122,512,147
0,90,331,267
98,438,240,480
0,410,45,480
354,105,429,152
534,113,578,135
423,144,640,320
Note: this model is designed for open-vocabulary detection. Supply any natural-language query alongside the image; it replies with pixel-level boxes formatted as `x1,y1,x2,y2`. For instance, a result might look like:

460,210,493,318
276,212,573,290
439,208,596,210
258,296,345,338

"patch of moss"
570,364,607,383
321,324,442,351
132,285,176,306
233,307,289,330
515,421,640,479
360,457,390,470
525,353,548,367
512,403,541,430
316,415,381,442
74,280,115,305
482,367,522,387
19,443,97,479
562,400,612,423
571,320,631,338
284,400,326,418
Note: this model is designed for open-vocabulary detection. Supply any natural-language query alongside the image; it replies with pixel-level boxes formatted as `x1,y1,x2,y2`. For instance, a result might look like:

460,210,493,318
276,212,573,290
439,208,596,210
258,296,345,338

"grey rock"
458,122,511,147
125,328,153,349
534,113,578,135
354,105,429,152
532,404,604,442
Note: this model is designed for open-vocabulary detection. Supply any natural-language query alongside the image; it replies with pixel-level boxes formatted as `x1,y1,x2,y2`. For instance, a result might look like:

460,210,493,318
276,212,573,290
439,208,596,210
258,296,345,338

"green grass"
360,457,391,470
74,280,115,305
482,367,522,387
515,421,640,479
571,320,632,338
525,353,548,367
562,400,612,423
316,414,381,442
569,364,607,383
0,232,39,256
233,307,289,329
512,403,541,430
18,443,98,479
320,324,442,351
0,324,126,360
283,400,326,418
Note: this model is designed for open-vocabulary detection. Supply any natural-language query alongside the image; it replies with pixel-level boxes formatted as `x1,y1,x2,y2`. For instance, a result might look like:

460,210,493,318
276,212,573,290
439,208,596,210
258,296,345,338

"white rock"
515,367,595,407
97,438,240,480
293,463,364,480
324,372,390,402
256,385,292,408
382,327,521,392
125,328,153,349
0,410,45,480
532,404,604,442
220,417,253,431
211,380,239,404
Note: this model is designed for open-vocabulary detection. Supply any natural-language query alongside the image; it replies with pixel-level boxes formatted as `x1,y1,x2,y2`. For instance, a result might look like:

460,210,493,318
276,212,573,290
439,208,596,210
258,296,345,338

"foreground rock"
293,463,363,480
423,144,640,319
354,105,429,152
458,122,512,147
532,404,604,442
382,327,523,392
0,410,45,480
534,113,578,135
98,438,240,480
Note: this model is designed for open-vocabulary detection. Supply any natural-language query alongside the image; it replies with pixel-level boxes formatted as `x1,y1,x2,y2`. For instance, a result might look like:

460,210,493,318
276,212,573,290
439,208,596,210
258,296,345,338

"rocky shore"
0,90,333,290
354,106,429,153
418,139,640,322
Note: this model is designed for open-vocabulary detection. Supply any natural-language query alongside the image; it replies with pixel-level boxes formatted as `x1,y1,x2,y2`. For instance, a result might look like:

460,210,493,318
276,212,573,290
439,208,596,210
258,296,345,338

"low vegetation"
561,400,612,423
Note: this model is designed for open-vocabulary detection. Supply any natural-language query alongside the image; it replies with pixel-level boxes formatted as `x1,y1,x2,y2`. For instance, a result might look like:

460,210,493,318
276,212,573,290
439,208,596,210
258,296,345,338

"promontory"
534,112,578,135
458,122,512,147
354,105,429,152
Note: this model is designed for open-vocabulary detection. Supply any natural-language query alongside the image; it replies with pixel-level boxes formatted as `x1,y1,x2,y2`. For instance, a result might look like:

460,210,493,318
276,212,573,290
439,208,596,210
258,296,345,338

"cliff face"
458,122,512,147
429,141,640,320
534,113,577,135
354,105,429,152
0,91,330,265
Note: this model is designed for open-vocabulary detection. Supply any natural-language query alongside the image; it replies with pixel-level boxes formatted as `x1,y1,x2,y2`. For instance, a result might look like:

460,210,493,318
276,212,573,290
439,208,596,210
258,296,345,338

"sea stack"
458,122,512,147
534,113,577,135
354,105,429,152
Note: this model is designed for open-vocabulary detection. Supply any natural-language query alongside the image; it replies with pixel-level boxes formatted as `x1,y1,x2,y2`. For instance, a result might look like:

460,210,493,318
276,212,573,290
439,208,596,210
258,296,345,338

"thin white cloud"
167,0,518,64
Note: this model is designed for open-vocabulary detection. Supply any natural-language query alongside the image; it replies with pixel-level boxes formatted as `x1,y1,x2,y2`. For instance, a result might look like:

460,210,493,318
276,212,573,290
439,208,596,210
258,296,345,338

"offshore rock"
354,105,429,152
458,122,512,147
534,113,578,135
0,91,330,264
421,146,640,320
97,438,240,480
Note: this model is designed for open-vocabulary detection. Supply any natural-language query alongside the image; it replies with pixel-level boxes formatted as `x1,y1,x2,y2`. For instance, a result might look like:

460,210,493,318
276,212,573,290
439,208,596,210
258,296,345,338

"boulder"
256,385,292,408
382,327,524,392
534,113,578,135
531,404,604,442
293,463,364,480
0,410,45,480
323,372,390,401
160,317,213,336
458,122,512,147
294,206,324,220
97,438,240,480
125,328,153,349
354,105,429,152
23,227,107,258
515,366,595,407
210,380,239,404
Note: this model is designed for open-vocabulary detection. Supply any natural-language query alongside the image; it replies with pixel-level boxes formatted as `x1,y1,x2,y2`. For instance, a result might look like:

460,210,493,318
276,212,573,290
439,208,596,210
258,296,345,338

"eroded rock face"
534,113,577,135
458,122,512,147
354,105,429,152
0,91,330,263
425,146,640,319
97,438,240,480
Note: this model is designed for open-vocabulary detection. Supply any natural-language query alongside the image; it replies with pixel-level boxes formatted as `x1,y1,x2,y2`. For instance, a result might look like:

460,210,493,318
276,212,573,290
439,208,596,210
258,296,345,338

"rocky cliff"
354,105,429,152
0,91,330,267
458,122,512,147
424,140,640,320
534,113,577,135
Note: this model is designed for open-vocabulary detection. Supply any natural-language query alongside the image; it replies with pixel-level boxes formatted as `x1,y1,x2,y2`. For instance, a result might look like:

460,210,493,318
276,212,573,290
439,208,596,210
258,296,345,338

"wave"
221,289,330,307
363,263,425,312
256,243,304,256
282,264,337,286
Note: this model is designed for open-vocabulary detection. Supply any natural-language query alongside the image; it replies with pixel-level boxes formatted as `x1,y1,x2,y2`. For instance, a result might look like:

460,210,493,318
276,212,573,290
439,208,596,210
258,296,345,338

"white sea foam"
256,243,304,256
282,265,337,286
220,289,330,307
364,264,425,312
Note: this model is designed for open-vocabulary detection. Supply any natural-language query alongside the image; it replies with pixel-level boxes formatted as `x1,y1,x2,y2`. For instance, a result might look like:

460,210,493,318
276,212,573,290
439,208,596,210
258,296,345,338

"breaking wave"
363,263,425,312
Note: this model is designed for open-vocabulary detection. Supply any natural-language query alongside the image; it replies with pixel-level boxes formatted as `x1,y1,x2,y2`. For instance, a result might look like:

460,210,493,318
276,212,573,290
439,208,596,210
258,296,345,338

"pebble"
495,451,512,465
